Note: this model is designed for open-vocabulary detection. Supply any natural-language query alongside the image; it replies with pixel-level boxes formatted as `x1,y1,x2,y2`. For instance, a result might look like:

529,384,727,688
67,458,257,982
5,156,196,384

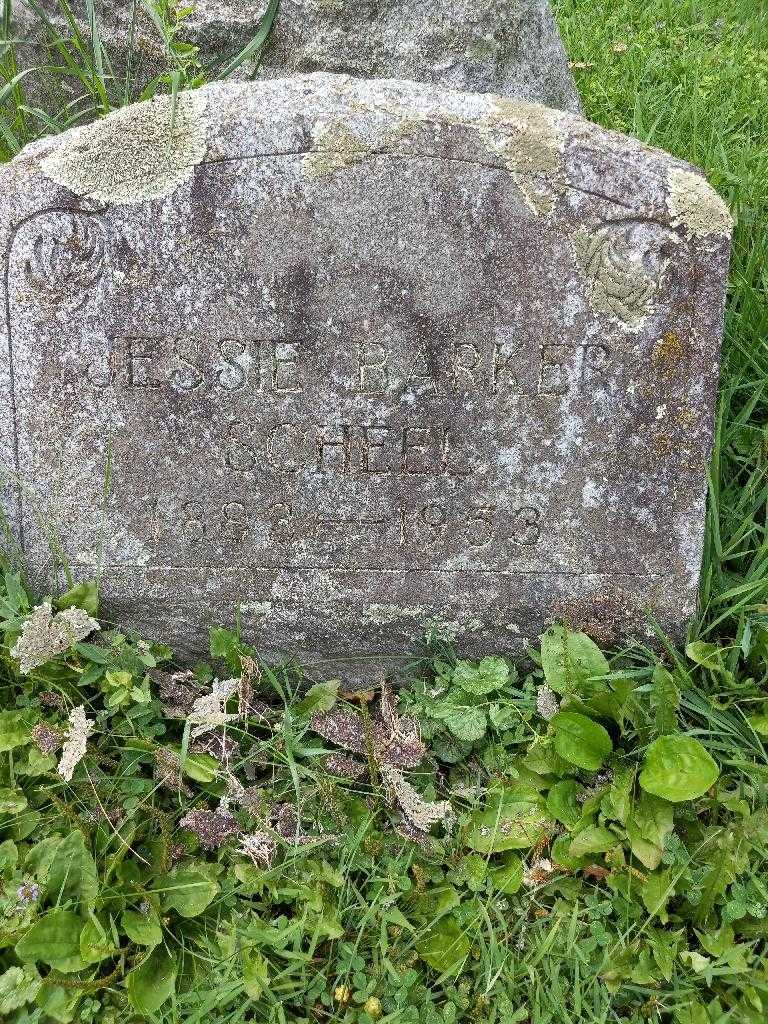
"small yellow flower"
364,996,383,1019
333,985,352,1006
613,41,628,53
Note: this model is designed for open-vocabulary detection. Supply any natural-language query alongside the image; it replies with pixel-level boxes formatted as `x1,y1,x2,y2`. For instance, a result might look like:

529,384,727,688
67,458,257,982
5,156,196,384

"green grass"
0,2,768,1023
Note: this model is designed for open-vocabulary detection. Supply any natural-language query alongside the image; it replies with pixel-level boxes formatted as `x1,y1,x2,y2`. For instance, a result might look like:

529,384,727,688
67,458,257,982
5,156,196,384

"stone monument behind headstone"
9,0,581,118
255,0,582,111
0,74,732,666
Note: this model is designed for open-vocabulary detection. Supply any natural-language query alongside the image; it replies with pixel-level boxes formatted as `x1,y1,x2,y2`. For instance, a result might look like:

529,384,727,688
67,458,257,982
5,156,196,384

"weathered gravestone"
10,0,581,116
0,74,732,668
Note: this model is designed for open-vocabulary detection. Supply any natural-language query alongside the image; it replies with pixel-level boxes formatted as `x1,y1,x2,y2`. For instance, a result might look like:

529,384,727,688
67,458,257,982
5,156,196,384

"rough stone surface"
256,0,582,112
0,74,732,668
9,0,580,116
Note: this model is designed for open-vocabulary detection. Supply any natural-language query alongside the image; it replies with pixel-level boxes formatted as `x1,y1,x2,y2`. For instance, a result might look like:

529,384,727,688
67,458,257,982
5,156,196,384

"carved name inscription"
0,77,731,662
70,334,613,398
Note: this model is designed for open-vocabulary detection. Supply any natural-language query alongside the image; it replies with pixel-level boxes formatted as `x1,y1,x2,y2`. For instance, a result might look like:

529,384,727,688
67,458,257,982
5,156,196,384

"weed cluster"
1,572,768,1022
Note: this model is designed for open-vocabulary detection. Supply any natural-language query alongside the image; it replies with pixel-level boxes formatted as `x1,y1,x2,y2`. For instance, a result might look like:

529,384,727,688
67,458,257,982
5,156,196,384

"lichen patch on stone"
364,604,425,625
478,99,567,216
666,168,733,239
241,600,273,618
301,116,424,178
302,120,369,178
40,91,208,204
651,330,687,379
571,225,658,331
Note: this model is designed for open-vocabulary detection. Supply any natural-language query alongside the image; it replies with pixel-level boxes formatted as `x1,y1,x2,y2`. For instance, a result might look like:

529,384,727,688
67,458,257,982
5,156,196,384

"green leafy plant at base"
0,562,767,1023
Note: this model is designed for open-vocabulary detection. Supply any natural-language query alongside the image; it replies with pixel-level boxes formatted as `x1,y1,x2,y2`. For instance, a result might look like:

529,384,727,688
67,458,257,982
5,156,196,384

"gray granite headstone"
0,75,732,667
10,0,580,116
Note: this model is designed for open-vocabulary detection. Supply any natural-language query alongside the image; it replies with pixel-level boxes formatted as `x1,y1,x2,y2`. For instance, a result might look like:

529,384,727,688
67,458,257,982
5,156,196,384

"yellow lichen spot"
302,117,424,178
676,404,695,427
651,330,685,373
652,432,673,457
40,91,207,205
651,330,690,381
479,100,567,216
666,168,734,239
302,120,369,178
572,226,657,330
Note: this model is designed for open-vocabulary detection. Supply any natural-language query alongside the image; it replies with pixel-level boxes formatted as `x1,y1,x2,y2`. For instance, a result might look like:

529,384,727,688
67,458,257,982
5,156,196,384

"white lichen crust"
301,114,426,178
479,99,566,216
40,91,208,204
666,168,734,239
571,225,658,331
302,119,370,179
300,92,567,216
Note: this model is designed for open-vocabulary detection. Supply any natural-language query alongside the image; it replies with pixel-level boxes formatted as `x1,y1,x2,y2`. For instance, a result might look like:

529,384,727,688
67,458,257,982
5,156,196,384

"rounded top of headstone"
13,73,730,247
